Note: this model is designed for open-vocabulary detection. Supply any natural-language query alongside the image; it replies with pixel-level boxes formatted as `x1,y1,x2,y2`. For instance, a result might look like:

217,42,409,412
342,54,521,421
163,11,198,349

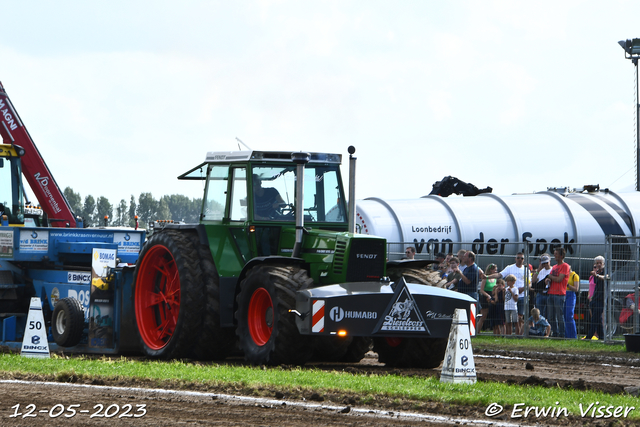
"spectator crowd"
423,248,606,339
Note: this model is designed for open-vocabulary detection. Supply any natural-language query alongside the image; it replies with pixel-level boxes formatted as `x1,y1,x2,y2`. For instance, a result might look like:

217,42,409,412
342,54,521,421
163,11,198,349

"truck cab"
0,144,26,225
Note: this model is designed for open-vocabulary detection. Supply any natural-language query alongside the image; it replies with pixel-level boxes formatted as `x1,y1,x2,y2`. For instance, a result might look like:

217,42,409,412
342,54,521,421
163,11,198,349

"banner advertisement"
89,248,116,348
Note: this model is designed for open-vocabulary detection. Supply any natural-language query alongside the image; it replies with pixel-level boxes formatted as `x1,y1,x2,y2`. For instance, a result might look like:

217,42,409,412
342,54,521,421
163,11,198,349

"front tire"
235,265,313,365
133,231,205,359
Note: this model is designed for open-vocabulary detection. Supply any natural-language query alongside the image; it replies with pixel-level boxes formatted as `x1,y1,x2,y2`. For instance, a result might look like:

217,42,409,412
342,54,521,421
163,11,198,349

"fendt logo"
356,253,377,259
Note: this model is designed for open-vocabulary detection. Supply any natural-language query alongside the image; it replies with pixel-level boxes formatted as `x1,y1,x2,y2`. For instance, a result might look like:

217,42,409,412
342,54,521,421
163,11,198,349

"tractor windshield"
252,165,346,223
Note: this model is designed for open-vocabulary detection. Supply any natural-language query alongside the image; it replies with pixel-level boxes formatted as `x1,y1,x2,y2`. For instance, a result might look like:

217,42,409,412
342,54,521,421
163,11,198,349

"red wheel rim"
385,337,403,347
248,287,273,346
135,245,180,351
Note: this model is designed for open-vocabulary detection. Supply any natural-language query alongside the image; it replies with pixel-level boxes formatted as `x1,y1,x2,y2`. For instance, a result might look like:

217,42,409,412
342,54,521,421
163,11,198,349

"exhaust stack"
347,146,357,234
291,152,310,258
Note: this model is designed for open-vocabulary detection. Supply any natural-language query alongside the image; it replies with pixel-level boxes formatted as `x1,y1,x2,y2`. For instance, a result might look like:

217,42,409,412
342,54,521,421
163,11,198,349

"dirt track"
2,346,640,426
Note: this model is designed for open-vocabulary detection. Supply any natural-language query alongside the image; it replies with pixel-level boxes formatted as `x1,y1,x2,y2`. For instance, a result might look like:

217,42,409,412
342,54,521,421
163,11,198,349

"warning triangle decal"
373,277,431,334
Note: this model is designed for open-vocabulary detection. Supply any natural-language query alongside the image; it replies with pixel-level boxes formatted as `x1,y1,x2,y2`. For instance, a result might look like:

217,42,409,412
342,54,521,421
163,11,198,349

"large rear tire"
51,297,85,347
387,267,446,288
133,231,205,359
373,337,447,369
189,234,236,360
235,265,313,365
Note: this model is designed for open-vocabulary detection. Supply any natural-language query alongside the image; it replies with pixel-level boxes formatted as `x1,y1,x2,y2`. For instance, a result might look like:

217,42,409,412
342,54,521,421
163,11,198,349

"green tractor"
133,147,470,367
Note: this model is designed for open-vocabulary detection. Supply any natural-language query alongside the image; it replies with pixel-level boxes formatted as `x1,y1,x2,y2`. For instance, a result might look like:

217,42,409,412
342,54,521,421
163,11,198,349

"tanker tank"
355,189,640,268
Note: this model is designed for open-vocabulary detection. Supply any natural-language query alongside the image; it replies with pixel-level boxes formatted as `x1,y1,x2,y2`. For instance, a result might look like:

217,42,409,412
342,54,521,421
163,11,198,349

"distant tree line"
63,187,202,229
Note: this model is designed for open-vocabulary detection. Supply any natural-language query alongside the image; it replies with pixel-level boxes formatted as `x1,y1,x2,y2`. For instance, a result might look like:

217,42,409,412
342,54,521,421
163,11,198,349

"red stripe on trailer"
312,300,324,333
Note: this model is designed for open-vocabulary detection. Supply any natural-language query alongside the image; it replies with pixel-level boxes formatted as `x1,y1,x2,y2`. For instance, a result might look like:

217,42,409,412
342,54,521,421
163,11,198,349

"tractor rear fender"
149,222,208,246
294,279,475,339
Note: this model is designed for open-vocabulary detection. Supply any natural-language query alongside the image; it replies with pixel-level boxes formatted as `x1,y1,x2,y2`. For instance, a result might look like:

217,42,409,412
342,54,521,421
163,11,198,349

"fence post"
635,237,640,334
524,247,530,338
604,237,612,342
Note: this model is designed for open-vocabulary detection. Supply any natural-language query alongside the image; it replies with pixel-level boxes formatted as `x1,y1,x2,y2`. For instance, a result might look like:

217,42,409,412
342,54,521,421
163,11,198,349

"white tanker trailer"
355,188,640,280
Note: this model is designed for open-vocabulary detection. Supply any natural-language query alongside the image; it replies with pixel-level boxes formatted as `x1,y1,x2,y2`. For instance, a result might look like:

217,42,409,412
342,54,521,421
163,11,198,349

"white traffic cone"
20,297,50,359
440,308,476,384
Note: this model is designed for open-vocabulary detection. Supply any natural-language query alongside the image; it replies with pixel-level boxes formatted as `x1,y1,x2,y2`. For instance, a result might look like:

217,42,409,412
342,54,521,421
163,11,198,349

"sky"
1,0,640,208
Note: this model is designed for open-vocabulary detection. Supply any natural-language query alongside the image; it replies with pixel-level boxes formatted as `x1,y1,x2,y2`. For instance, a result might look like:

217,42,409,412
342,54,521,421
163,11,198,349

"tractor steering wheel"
275,203,295,219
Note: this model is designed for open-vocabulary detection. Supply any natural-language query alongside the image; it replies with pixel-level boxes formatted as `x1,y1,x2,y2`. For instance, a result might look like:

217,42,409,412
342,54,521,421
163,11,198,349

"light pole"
619,39,640,191
620,39,640,335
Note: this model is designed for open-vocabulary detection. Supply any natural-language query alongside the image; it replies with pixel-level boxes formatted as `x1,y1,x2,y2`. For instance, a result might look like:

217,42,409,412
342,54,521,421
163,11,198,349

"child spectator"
440,254,453,280
504,274,519,335
528,308,551,337
490,278,506,335
443,257,463,291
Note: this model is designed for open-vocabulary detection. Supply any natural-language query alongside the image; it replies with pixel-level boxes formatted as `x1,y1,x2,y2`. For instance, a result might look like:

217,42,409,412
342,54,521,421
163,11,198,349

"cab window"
202,166,228,221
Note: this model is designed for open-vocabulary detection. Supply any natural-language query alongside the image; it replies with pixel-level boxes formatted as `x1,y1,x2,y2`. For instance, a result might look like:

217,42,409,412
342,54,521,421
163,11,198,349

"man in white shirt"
485,252,532,335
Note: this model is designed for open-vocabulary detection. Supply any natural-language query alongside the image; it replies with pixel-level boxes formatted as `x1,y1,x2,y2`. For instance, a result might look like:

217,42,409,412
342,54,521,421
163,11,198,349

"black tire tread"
51,297,85,347
236,264,313,365
188,233,236,360
133,230,206,359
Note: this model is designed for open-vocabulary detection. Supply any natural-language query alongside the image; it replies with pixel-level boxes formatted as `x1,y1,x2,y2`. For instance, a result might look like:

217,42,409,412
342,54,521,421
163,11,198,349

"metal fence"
389,239,640,341
605,236,640,340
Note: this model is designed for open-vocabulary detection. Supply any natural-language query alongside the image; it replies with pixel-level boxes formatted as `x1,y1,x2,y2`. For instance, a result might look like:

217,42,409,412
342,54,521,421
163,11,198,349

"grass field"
1,336,639,422
473,334,629,354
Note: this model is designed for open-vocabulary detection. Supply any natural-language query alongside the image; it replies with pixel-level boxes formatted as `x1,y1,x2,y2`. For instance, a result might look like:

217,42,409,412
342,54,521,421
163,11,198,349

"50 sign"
29,320,43,331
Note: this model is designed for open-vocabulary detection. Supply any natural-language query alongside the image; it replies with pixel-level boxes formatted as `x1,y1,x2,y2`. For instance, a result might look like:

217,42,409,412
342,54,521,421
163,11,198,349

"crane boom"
0,82,77,227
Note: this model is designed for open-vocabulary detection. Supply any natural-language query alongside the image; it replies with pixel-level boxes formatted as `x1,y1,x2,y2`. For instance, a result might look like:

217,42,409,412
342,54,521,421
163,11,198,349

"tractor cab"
180,150,347,224
178,150,350,263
